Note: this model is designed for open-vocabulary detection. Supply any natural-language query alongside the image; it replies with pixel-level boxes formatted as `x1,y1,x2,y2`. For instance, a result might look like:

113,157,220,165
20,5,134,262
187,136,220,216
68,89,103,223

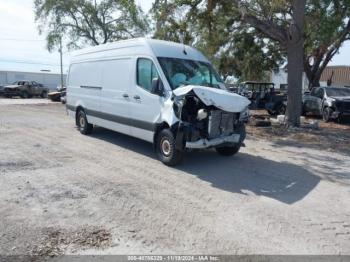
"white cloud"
0,0,155,73
0,0,65,73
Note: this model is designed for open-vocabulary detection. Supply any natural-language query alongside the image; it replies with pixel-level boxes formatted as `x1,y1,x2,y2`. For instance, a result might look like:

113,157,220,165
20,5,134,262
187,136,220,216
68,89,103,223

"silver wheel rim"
79,115,85,128
161,139,171,157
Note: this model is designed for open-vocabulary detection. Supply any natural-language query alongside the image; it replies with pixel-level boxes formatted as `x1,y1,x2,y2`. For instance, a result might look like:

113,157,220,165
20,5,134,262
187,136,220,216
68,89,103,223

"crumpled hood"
173,85,251,113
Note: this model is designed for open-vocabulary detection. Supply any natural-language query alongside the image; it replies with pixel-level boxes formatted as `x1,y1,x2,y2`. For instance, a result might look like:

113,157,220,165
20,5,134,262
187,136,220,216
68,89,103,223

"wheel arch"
153,122,171,147
153,120,183,146
322,105,336,113
75,105,85,126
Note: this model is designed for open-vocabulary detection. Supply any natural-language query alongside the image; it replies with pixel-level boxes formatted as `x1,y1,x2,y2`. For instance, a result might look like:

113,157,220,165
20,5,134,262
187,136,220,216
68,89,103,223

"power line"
0,58,68,67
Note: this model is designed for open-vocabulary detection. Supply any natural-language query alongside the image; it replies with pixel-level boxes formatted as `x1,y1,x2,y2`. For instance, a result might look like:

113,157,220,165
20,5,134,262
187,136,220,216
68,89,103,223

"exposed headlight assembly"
239,107,250,122
197,109,208,121
173,97,185,118
327,97,336,105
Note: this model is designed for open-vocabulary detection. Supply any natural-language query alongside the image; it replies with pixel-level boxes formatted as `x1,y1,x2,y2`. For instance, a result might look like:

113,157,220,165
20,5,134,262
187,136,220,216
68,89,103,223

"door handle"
133,95,141,100
122,94,129,98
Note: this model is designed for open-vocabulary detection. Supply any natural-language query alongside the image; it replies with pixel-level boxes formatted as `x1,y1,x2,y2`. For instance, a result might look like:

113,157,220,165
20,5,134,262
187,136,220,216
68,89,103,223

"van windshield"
157,57,223,90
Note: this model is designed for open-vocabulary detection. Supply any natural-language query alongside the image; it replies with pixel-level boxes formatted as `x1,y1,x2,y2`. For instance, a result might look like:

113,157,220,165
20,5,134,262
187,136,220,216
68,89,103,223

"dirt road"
0,102,350,256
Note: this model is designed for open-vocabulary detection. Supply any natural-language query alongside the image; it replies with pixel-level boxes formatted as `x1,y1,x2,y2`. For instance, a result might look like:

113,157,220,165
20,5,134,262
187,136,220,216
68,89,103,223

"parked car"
303,86,350,122
226,84,239,93
66,38,250,166
238,81,287,115
0,85,4,96
48,85,66,102
3,81,48,98
60,87,67,104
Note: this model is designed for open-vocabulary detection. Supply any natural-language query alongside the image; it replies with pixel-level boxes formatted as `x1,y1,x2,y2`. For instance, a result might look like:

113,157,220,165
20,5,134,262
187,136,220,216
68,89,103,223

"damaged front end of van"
168,85,250,155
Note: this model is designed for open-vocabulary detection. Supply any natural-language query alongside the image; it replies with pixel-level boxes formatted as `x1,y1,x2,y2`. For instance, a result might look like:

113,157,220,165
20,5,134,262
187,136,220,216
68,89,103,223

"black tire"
337,116,343,124
322,107,333,122
20,91,29,99
215,145,241,156
255,119,271,127
40,90,48,98
77,110,93,135
277,104,287,115
215,124,245,156
301,105,307,116
267,109,275,116
156,129,183,166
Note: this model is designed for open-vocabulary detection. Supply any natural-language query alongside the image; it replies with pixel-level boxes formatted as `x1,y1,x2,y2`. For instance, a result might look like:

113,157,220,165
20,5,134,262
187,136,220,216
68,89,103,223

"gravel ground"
0,101,350,256
0,97,54,105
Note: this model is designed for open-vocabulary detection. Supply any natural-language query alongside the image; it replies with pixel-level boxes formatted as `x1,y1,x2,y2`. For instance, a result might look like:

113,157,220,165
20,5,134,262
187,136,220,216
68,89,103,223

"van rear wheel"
156,129,183,166
77,110,93,135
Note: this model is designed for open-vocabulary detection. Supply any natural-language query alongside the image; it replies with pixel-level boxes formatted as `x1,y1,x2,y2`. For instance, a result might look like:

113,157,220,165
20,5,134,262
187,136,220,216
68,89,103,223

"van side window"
137,58,159,92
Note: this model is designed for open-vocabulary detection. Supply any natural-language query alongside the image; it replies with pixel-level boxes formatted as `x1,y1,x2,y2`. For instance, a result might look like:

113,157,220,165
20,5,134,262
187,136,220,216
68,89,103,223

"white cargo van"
66,38,250,165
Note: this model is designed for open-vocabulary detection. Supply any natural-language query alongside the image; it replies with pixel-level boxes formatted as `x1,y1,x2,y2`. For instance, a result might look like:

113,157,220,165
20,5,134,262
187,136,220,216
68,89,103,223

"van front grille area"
207,110,236,139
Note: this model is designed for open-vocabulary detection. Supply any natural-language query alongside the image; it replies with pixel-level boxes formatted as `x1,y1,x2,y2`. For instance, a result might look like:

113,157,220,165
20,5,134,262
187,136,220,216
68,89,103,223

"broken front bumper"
185,133,241,149
332,110,350,119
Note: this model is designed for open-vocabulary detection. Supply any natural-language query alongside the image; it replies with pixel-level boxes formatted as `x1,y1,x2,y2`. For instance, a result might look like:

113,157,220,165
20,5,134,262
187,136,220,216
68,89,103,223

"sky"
0,0,349,75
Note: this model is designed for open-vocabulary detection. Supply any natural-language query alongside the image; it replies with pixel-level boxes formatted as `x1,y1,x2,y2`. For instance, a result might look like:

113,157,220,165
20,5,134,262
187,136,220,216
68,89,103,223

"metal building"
0,62,67,90
320,66,350,87
270,65,350,90
0,70,66,90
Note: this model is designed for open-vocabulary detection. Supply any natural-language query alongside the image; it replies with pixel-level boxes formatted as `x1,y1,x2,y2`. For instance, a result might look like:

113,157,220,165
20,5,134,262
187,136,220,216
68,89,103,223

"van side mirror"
151,77,164,96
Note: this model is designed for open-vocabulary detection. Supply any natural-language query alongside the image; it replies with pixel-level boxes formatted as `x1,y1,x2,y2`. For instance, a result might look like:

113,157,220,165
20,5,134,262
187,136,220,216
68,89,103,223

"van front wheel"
215,145,241,156
156,129,183,166
77,110,93,135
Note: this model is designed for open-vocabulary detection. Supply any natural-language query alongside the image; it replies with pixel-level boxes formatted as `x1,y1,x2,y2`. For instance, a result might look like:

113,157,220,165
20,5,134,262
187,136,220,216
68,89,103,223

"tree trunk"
287,41,303,126
310,75,321,88
304,62,321,89
286,0,306,127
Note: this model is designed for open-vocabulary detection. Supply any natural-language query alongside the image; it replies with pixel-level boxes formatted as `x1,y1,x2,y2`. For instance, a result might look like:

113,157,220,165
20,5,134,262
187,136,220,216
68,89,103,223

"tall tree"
34,0,149,51
235,0,306,126
151,0,194,44
304,0,350,88
217,28,283,81
153,0,350,125
151,0,282,81
153,0,304,126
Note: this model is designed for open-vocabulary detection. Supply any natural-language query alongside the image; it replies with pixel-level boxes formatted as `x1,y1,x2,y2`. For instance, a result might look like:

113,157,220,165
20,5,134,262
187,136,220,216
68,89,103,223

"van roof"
70,38,209,63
